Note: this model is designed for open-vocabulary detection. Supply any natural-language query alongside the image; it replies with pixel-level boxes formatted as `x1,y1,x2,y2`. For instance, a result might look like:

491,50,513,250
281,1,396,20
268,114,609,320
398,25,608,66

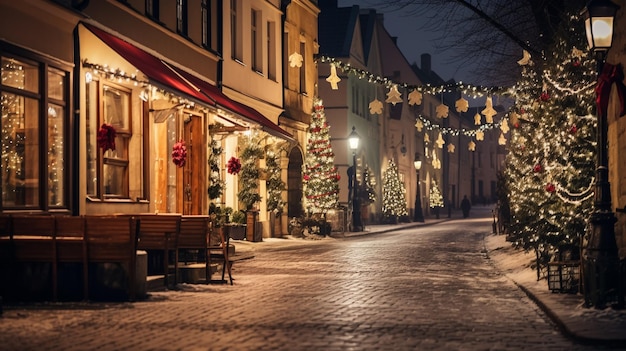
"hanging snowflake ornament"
288,52,303,68
408,89,423,105
436,103,449,118
447,143,455,153
435,132,445,148
385,85,403,105
468,140,476,151
171,140,187,167
415,119,424,132
475,131,484,141
474,113,482,125
326,63,341,90
424,133,430,143
455,96,469,113
481,96,497,123
517,50,531,66
509,111,520,126
500,118,510,133
369,99,383,115
498,133,507,145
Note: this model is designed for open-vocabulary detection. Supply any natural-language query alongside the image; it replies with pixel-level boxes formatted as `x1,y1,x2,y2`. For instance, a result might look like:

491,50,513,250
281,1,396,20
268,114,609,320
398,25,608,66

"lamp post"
349,126,362,231
413,153,424,222
581,0,623,309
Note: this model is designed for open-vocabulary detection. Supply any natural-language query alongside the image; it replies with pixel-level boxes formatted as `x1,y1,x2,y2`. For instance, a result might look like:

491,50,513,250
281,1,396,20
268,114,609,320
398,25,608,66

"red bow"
595,62,626,117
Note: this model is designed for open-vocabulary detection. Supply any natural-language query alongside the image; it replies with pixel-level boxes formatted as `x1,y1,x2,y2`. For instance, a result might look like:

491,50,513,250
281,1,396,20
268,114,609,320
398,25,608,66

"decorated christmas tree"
382,159,408,222
429,181,444,208
503,14,596,256
303,98,340,214
359,165,377,206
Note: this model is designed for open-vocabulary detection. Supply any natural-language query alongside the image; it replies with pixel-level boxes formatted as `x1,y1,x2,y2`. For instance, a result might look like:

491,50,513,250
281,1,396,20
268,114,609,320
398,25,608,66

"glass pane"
86,81,98,196
103,85,130,131
166,117,177,212
1,57,39,93
103,163,126,196
48,103,64,206
1,93,39,206
47,67,65,100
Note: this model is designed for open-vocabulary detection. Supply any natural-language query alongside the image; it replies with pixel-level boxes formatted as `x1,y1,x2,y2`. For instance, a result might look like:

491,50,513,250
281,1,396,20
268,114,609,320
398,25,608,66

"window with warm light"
0,51,70,210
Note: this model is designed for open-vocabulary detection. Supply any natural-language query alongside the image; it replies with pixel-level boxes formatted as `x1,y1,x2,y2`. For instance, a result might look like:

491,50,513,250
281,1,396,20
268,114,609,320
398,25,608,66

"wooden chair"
134,214,181,288
85,215,138,301
209,224,233,285
55,216,88,300
9,216,57,300
177,215,211,283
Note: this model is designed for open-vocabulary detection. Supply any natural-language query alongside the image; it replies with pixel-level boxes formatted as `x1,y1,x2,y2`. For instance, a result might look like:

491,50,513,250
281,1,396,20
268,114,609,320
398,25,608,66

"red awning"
171,67,294,141
83,23,213,106
83,23,293,142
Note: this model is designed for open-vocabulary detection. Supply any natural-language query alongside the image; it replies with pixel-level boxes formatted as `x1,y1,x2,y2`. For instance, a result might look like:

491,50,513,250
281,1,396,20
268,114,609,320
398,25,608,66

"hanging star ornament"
369,99,383,115
517,50,531,66
424,133,430,143
455,96,469,113
475,131,484,141
447,143,455,153
481,96,497,123
509,111,519,126
468,140,476,151
288,52,303,68
435,132,445,148
326,63,341,90
474,113,482,125
436,103,449,118
408,89,423,105
386,85,403,105
432,151,441,169
415,119,424,132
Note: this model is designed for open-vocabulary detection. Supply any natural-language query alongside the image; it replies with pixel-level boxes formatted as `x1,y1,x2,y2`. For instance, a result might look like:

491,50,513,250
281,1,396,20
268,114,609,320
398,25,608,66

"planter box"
229,225,246,240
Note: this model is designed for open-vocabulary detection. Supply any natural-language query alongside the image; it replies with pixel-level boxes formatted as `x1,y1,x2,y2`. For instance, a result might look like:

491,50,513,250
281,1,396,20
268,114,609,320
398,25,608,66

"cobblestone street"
0,215,621,350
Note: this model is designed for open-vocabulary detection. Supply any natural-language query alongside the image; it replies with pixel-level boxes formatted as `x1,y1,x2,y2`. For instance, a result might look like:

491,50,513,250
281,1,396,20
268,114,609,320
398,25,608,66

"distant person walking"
461,195,471,218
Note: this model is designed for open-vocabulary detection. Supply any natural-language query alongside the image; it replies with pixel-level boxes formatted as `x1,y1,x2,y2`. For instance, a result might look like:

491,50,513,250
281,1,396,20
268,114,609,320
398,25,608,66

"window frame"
0,44,72,212
176,0,188,37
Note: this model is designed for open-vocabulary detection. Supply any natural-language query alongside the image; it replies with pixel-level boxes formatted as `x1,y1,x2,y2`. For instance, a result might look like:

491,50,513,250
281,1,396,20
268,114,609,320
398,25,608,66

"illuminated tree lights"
503,15,596,256
382,159,408,222
303,98,340,214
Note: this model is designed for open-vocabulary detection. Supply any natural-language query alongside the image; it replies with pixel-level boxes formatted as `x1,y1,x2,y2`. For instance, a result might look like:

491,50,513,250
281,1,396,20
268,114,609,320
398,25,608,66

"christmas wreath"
171,140,187,167
97,123,116,153
227,156,241,175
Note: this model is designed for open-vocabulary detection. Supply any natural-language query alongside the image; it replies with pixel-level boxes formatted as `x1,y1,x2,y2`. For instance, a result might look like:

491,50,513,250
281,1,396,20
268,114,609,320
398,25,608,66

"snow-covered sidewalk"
485,233,626,345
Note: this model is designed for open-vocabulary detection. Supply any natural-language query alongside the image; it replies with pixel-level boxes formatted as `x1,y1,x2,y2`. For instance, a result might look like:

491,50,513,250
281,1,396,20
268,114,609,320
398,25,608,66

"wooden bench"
55,216,88,301
84,215,138,301
132,214,181,288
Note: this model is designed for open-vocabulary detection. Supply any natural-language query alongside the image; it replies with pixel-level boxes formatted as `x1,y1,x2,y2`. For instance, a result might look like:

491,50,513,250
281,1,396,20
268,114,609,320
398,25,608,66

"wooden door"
180,115,205,215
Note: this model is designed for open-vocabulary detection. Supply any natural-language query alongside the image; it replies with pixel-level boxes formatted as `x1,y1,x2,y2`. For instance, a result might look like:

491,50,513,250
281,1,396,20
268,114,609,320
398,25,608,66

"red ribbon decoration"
595,62,626,117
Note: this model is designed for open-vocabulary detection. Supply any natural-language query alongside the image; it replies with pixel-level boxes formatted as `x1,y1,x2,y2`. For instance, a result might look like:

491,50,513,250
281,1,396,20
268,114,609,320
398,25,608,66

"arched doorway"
287,147,304,219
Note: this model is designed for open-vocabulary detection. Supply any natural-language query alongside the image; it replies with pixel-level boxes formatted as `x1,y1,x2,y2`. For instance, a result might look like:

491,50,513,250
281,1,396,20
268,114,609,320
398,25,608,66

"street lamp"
413,153,424,222
581,0,623,309
349,126,362,231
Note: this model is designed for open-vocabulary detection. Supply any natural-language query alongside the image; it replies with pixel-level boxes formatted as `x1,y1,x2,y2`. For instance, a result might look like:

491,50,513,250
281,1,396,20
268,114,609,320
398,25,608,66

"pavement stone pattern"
0,208,624,350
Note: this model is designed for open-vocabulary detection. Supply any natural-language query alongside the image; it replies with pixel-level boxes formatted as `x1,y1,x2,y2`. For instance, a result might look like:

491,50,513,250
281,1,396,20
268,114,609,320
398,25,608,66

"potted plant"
266,148,285,237
238,135,264,241
229,210,247,240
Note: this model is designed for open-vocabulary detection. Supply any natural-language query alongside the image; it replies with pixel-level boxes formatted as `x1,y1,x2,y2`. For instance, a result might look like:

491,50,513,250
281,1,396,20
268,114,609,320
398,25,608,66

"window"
0,53,69,210
283,32,289,87
251,9,261,72
176,0,188,36
201,0,219,52
299,41,306,94
146,0,159,20
230,0,241,61
267,21,276,80
86,81,131,199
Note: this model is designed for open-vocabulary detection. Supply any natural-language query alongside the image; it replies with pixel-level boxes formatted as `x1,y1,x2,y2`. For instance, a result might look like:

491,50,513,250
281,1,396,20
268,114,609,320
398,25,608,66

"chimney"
421,53,431,73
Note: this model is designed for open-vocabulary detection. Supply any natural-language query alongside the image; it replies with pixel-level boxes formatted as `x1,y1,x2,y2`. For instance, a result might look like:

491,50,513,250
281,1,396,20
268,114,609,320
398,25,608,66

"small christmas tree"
266,147,285,214
303,98,340,215
359,165,376,206
238,134,263,210
429,181,444,219
382,159,408,223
